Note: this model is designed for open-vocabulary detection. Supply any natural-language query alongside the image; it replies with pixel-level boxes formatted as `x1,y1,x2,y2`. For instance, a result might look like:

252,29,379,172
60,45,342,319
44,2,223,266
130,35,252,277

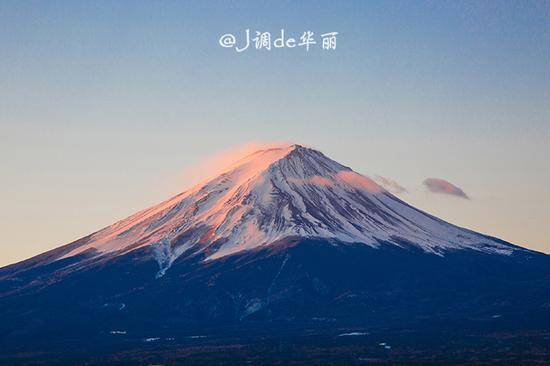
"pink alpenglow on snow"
287,175,333,187
310,175,333,187
181,141,293,185
423,178,469,199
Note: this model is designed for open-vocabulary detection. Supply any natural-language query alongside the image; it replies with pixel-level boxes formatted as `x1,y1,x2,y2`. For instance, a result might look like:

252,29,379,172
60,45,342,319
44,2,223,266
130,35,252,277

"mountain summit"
50,144,515,277
1,144,548,365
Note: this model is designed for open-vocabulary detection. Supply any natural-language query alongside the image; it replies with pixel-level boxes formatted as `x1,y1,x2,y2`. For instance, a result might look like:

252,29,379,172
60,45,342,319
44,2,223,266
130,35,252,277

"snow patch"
143,337,160,342
339,332,368,337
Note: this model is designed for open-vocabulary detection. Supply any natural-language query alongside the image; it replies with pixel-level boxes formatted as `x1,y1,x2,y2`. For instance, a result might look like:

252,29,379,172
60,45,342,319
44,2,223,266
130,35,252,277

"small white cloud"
374,176,407,194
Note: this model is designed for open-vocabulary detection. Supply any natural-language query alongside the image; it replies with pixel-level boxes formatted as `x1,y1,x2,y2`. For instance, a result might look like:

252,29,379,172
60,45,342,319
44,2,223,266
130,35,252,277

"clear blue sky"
1,1,549,265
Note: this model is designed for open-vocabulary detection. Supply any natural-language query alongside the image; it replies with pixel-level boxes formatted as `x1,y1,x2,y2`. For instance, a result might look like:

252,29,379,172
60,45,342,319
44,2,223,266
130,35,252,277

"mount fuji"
1,144,549,365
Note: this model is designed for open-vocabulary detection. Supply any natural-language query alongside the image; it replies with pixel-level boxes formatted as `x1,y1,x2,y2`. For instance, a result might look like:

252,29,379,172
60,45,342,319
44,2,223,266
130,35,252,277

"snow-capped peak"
60,144,517,275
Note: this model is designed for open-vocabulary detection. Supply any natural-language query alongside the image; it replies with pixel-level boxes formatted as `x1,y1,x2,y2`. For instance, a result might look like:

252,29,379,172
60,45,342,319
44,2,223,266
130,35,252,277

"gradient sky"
1,1,549,266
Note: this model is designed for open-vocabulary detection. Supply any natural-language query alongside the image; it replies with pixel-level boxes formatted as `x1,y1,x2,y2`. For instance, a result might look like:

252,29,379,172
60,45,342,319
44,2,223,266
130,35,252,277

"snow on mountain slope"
59,144,517,275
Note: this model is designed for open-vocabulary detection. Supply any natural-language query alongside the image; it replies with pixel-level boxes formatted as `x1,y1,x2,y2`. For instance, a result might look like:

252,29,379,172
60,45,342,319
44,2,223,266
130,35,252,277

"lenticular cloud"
423,178,469,199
